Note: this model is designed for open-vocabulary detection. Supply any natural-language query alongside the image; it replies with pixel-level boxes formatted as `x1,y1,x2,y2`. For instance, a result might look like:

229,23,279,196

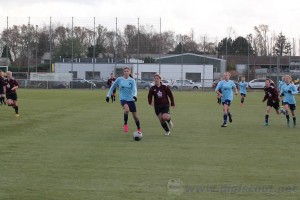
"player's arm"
262,89,268,102
11,80,19,91
132,79,137,99
288,85,299,94
215,82,222,96
147,87,154,105
272,86,279,97
166,87,175,107
232,81,238,95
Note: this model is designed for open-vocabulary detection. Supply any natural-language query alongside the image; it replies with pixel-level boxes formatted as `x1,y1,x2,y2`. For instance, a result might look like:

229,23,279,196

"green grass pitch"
0,89,299,200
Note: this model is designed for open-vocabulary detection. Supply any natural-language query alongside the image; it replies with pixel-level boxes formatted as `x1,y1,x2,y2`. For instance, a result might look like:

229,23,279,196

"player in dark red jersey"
107,73,116,103
148,74,175,136
5,71,19,116
0,70,6,105
262,79,285,126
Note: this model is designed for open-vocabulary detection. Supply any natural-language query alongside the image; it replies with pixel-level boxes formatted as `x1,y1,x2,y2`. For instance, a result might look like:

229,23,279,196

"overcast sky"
1,0,299,41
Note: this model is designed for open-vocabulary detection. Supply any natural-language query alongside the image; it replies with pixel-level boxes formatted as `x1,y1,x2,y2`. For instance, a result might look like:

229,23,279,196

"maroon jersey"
5,78,19,94
107,78,116,88
148,84,175,106
263,85,280,102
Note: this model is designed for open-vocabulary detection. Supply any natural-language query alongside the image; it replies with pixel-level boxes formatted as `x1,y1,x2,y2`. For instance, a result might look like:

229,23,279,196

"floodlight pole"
35,25,38,72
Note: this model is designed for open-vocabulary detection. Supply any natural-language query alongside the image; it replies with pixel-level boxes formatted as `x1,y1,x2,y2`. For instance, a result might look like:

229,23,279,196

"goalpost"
0,66,8,72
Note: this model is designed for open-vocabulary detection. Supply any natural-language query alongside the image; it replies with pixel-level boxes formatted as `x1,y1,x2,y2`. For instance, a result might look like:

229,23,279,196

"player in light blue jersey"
280,75,298,127
106,67,141,133
238,76,248,106
216,72,238,127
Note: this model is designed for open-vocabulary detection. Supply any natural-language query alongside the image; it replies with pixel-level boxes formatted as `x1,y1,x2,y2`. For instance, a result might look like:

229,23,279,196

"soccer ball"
133,131,143,141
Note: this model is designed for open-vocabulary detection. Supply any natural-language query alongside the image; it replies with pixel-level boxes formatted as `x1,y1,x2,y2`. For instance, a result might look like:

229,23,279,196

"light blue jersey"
282,83,298,104
239,81,248,94
107,77,137,101
215,80,236,102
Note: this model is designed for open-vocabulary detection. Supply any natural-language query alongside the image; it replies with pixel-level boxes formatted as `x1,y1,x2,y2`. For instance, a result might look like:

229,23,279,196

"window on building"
186,73,201,82
86,71,100,80
141,72,157,81
69,71,77,79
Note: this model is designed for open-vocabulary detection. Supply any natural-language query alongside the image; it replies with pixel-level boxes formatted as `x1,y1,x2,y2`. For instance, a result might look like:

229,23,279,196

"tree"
273,32,291,56
232,36,254,55
53,38,82,60
172,34,198,53
1,44,13,62
86,43,106,58
216,37,234,56
253,24,269,56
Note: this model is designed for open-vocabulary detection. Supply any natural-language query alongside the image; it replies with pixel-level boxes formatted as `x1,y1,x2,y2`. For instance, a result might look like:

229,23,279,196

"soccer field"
0,89,299,200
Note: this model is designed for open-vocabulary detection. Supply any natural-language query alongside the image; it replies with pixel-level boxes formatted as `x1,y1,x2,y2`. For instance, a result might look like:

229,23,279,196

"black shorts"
6,93,18,101
267,100,279,110
155,105,170,116
222,100,231,106
120,100,136,112
283,102,296,111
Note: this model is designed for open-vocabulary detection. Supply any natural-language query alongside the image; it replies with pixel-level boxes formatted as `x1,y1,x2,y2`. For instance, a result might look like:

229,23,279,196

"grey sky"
1,0,299,41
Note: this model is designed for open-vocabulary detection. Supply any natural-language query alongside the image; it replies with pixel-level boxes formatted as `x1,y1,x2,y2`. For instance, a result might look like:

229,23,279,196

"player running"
148,74,175,136
280,75,298,127
106,67,141,133
238,76,248,106
107,72,116,103
0,70,6,105
215,72,238,127
5,71,19,116
262,79,285,126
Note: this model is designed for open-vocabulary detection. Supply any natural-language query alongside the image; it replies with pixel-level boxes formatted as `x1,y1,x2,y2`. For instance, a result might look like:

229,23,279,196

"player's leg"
157,112,170,135
290,104,296,127
283,103,290,127
264,106,271,126
240,94,245,106
0,94,3,104
11,93,19,116
130,102,141,132
113,89,116,101
12,100,19,116
162,112,172,135
122,101,130,132
3,94,6,105
221,102,229,127
227,107,233,123
6,98,13,106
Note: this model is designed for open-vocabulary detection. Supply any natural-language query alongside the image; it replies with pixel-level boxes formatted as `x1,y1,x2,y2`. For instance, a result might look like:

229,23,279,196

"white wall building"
54,63,213,87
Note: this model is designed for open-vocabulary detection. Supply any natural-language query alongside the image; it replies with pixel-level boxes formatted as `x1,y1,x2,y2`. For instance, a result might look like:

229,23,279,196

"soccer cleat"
263,123,268,126
228,114,232,123
165,131,171,136
279,108,286,115
15,114,20,117
168,121,174,129
123,124,129,132
221,123,227,127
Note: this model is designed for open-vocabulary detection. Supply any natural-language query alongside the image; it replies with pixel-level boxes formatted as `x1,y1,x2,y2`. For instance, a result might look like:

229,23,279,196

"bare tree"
253,24,269,56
